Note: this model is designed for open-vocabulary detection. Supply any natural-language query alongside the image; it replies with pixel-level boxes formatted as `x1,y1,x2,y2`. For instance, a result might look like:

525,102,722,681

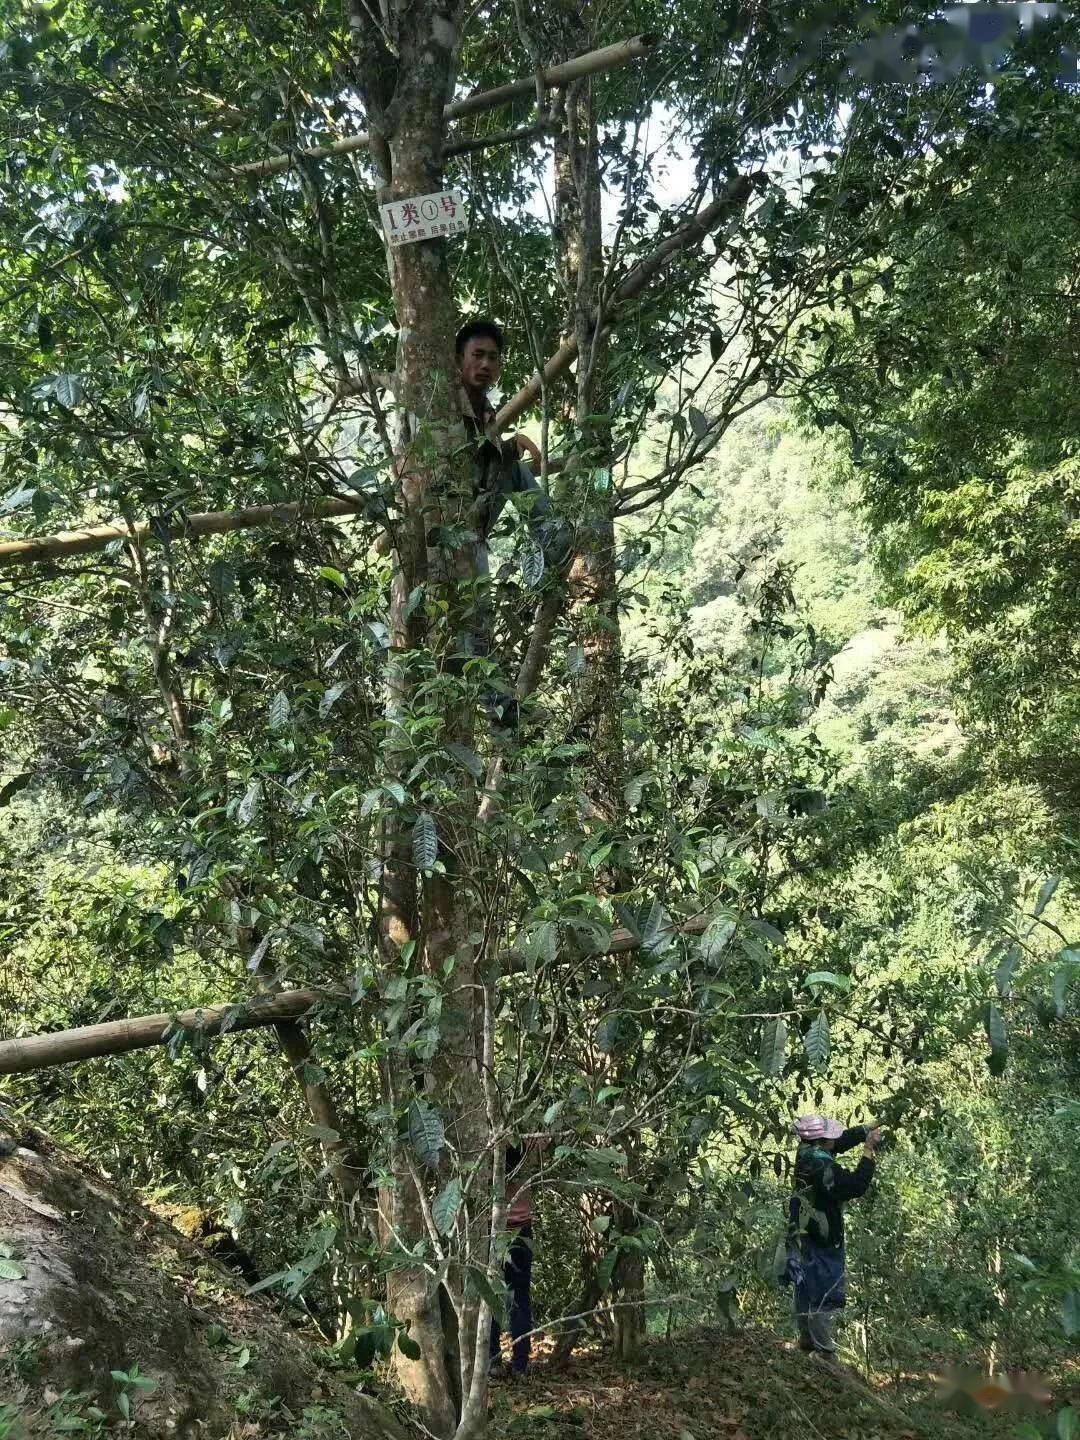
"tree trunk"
612,1242,647,1362
351,2,498,1431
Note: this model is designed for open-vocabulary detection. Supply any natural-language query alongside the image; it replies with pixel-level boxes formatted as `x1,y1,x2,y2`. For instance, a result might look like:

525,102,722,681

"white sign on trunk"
379,189,468,247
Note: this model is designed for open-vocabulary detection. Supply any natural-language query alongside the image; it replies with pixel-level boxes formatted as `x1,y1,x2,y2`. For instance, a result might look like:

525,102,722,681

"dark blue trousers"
489,1225,533,1372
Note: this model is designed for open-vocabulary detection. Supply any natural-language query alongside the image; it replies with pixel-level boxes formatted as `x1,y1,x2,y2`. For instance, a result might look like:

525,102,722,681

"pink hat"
795,1114,844,1141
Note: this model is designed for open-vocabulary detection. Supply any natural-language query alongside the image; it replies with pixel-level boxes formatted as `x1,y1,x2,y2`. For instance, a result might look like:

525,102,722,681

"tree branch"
232,35,660,176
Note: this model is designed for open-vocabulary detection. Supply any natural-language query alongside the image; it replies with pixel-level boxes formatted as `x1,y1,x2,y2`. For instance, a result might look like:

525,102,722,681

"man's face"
457,335,502,396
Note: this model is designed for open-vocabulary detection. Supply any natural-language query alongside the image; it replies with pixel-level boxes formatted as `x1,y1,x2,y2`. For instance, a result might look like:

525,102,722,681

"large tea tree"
0,1,1059,1434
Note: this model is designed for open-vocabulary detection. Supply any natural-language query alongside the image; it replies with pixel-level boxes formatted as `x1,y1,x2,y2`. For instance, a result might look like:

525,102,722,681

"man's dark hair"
455,318,504,356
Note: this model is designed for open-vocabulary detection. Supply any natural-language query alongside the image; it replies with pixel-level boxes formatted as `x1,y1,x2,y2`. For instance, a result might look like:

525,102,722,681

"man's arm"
834,1126,868,1155
514,433,542,467
824,1131,880,1201
824,1152,876,1201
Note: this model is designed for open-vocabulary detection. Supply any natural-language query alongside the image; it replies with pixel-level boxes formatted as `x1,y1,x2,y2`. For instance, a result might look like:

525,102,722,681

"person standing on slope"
785,1115,882,1359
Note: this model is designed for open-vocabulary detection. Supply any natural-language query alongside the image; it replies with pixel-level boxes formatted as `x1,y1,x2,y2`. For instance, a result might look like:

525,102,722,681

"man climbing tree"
452,319,571,723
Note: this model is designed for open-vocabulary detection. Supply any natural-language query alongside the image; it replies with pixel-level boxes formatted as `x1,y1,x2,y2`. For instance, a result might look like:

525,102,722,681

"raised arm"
834,1125,869,1156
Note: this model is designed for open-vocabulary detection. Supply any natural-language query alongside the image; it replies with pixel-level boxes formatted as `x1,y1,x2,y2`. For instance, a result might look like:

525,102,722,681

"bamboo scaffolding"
232,36,660,177
0,916,712,1076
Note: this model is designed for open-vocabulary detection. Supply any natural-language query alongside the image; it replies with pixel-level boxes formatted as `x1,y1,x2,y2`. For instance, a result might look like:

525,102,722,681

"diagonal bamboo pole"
232,35,660,177
0,177,753,571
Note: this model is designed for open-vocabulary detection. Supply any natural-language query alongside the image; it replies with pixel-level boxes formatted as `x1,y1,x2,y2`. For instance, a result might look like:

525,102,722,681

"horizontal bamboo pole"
233,35,660,177
0,176,754,571
0,989,326,1076
0,914,714,1075
0,497,363,568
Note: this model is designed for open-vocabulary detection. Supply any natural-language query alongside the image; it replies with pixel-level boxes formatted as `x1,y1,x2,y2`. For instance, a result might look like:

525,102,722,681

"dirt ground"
486,1326,1080,1440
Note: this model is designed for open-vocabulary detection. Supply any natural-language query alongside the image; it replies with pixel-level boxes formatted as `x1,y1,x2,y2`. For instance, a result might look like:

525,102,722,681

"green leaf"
698,916,736,965
597,1245,620,1292
465,1264,507,1324
595,1011,625,1054
623,771,654,807
709,328,726,362
748,918,786,947
117,1392,130,1421
404,584,425,618
396,1329,422,1361
759,1016,788,1076
318,566,348,590
1053,965,1072,1019
0,486,36,514
0,773,32,808
320,682,348,718
805,971,850,992
518,920,557,969
445,742,484,779
432,1178,462,1236
641,900,672,955
246,1268,291,1296
1058,1407,1079,1440
994,944,1021,996
520,538,544,588
268,690,291,731
1062,1291,1080,1339
0,1257,26,1281
983,1003,1008,1074
412,811,438,870
53,372,84,407
804,1011,830,1072
237,780,261,827
687,405,711,439
984,1002,1008,1054
1033,875,1060,918
303,1124,341,1144
407,1098,445,1168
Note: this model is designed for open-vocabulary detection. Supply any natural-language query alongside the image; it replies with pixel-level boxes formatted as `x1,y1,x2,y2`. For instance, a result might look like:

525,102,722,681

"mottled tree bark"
350,2,495,1431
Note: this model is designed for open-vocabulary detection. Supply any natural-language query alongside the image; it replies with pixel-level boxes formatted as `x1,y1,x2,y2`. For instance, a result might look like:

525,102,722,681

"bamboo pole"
0,989,326,1076
0,497,362,567
0,177,754,571
0,915,714,1076
232,36,661,177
